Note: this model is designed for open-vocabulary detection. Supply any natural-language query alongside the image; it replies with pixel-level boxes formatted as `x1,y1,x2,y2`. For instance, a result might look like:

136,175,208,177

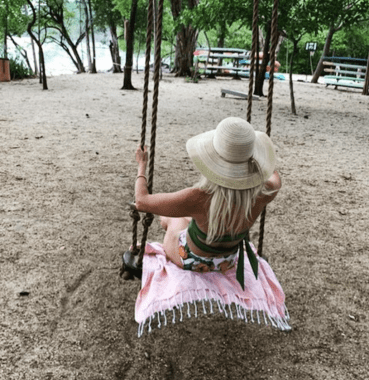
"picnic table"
194,48,250,79
323,60,367,90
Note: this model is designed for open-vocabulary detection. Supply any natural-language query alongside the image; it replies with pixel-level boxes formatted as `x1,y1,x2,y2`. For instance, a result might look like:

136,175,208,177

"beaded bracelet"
136,175,147,182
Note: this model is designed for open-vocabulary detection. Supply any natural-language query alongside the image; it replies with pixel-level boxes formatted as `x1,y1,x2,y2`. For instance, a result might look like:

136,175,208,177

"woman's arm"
135,187,204,217
134,146,204,217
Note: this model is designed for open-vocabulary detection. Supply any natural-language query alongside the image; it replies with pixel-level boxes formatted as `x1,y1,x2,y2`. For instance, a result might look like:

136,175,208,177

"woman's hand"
136,145,148,174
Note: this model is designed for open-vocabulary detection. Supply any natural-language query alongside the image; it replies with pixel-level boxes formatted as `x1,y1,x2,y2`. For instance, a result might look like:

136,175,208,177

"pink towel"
135,242,290,337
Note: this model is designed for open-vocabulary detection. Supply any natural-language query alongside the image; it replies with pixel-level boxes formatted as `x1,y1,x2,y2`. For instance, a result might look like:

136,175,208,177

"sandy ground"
0,72,368,380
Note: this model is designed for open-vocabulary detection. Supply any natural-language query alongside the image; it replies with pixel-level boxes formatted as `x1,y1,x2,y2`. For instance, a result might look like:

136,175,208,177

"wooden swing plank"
221,89,260,100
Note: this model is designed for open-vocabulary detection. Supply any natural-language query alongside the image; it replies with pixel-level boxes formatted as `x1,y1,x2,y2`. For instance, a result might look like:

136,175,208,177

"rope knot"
129,209,141,222
142,213,154,228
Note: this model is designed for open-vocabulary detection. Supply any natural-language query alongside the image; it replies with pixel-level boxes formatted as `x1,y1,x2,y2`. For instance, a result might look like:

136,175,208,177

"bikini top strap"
188,219,248,243
187,220,238,254
187,219,258,290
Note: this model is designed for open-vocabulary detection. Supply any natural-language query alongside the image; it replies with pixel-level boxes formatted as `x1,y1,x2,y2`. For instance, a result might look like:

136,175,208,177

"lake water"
9,36,147,76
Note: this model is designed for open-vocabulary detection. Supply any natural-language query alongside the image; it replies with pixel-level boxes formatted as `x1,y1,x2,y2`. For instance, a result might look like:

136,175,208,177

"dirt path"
1,73,368,379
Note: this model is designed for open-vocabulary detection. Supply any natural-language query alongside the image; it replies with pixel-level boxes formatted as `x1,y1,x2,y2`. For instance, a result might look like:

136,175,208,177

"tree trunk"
254,22,271,96
8,34,33,74
3,3,8,59
38,0,42,83
31,37,38,75
363,53,369,96
311,26,335,83
88,0,97,73
122,0,138,90
170,0,199,77
217,22,226,67
82,0,92,71
109,24,122,73
173,25,198,76
256,26,260,79
23,5,38,75
289,41,299,115
26,0,47,90
63,29,86,73
47,2,86,73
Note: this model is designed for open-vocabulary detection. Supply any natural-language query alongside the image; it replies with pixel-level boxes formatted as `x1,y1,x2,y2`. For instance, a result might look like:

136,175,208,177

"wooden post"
362,53,369,96
0,59,11,82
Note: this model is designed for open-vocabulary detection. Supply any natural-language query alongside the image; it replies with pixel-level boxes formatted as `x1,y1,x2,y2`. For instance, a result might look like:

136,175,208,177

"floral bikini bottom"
178,229,238,274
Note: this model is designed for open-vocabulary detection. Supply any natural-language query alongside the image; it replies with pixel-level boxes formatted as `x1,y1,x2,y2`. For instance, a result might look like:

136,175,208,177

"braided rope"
140,0,153,149
129,0,153,256
138,0,164,267
265,0,279,137
258,0,279,258
247,0,259,123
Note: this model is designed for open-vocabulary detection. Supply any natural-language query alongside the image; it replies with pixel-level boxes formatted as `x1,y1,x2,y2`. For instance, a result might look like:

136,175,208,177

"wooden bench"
194,48,250,79
323,61,366,90
324,76,364,89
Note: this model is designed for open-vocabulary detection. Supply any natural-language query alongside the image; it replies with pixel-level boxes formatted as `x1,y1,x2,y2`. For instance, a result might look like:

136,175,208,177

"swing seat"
123,250,143,279
134,241,291,337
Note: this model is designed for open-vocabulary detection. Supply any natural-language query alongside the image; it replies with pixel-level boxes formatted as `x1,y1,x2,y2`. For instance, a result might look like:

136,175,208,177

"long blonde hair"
194,175,274,244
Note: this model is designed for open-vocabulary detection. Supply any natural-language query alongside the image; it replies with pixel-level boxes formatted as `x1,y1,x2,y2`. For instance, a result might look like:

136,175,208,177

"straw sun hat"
186,117,276,190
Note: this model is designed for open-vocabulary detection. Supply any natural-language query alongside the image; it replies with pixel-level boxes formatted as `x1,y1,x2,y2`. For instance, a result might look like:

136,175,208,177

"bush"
9,56,32,80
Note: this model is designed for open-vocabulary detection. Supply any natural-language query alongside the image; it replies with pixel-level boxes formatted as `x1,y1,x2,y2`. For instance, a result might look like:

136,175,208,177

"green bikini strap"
188,219,259,290
187,220,236,255
189,219,247,243
236,239,259,291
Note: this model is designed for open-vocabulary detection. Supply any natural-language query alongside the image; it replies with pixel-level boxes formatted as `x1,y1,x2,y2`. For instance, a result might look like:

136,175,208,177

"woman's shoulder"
181,187,211,204
259,170,281,205
265,170,281,192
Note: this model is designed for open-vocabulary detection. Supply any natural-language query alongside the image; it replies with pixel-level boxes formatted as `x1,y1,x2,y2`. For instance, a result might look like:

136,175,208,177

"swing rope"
257,0,279,258
247,0,259,123
128,0,154,259
125,0,278,274
128,0,164,269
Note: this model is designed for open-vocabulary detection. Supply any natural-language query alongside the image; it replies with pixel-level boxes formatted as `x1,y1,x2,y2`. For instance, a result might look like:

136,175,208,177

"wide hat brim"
186,129,276,190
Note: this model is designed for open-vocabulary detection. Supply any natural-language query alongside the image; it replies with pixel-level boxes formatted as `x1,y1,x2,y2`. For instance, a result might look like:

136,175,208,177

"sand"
0,72,368,379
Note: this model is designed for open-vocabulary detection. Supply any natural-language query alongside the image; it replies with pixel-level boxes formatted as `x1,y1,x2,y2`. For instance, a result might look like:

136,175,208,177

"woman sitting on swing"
133,117,280,288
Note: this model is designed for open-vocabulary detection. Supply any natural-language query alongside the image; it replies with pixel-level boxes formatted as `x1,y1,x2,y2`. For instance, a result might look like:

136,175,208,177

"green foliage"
331,23,369,58
196,23,252,50
113,0,147,56
277,21,369,75
225,23,252,50
8,55,32,79
0,0,29,57
278,33,325,74
92,0,125,33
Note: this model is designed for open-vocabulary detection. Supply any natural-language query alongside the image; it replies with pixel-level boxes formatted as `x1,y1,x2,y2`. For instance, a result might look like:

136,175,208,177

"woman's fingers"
136,145,148,163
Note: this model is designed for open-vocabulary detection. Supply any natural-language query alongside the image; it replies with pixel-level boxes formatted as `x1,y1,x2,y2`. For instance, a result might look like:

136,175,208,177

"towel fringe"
137,294,291,337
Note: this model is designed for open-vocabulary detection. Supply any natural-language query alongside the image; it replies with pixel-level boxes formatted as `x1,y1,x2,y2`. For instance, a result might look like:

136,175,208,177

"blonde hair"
194,175,275,244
